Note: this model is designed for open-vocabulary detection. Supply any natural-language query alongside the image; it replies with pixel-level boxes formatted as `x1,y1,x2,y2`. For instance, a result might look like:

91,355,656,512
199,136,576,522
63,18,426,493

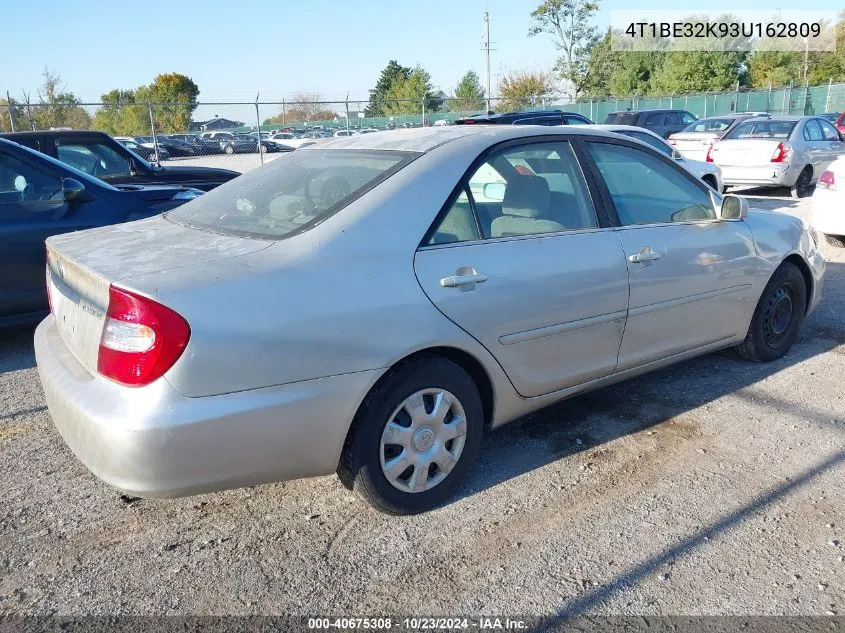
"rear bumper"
720,164,798,187
810,189,845,236
34,316,377,498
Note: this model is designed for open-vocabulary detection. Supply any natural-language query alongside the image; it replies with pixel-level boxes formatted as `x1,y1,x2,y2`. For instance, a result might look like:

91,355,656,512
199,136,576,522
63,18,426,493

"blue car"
0,137,203,326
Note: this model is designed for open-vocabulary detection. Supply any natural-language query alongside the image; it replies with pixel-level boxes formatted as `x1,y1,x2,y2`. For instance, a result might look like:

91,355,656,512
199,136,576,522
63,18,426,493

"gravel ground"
1,191,843,618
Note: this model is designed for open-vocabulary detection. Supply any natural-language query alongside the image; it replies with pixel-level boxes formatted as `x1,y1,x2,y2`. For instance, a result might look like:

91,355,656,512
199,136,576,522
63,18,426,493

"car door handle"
628,249,662,264
440,271,488,288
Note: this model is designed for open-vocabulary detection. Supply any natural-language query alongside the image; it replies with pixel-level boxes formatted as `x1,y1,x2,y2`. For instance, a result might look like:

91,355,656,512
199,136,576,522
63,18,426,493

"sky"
2,0,843,105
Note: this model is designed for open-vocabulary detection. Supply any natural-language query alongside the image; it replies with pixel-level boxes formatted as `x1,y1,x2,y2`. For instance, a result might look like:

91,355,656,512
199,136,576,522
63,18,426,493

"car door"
642,112,665,136
582,139,758,370
801,119,827,175
414,139,630,397
817,118,845,170
0,148,73,318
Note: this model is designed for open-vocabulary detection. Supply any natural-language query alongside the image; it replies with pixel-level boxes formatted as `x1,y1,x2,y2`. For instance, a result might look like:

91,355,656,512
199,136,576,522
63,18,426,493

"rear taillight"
706,145,714,162
818,170,836,190
770,142,791,163
45,250,53,314
97,285,190,387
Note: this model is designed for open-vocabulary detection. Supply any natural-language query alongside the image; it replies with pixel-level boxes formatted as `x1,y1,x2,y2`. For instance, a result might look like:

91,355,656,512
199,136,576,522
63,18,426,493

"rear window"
166,149,418,239
723,120,797,140
683,118,734,133
604,113,638,125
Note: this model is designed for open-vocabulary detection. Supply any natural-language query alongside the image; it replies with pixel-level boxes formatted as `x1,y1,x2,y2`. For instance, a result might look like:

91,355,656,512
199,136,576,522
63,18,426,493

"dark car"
604,109,698,138
454,109,594,126
0,131,239,190
0,137,203,326
152,136,198,157
220,134,261,154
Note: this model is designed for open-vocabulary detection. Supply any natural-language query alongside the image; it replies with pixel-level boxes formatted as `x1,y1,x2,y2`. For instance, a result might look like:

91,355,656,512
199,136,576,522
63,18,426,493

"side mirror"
482,182,506,201
720,194,748,220
62,178,87,202
671,149,684,161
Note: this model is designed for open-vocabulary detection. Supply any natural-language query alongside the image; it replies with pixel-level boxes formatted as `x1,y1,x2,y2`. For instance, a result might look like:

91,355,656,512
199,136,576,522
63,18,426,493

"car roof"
1,129,110,139
309,124,627,153
608,108,688,115
742,116,804,122
590,124,663,136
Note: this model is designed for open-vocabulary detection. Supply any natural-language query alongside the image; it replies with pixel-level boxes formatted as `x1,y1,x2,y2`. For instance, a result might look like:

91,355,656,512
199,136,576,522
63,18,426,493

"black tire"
338,357,484,515
734,262,807,362
790,166,813,199
825,234,845,248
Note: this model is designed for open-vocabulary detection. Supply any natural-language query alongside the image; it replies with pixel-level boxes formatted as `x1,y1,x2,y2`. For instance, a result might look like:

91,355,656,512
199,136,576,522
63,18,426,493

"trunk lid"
669,132,720,153
46,215,271,376
709,139,784,166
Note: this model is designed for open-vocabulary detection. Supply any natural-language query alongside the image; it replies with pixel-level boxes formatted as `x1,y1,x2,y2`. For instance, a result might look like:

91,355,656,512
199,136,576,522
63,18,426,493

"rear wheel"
825,234,845,248
338,357,483,515
224,145,235,155
790,167,813,199
734,262,806,362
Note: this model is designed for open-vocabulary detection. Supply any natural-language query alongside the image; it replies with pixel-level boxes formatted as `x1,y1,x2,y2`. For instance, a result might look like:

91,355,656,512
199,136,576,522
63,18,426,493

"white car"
810,155,845,247
589,124,723,192
266,132,313,150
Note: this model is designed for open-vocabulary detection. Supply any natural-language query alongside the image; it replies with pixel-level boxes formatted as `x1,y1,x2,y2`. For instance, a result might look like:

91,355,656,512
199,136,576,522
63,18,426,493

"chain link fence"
2,83,844,174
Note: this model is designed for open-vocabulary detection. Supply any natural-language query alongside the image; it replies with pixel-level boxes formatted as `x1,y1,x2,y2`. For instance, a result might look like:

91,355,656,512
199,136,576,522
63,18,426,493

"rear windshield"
604,113,638,125
723,120,797,140
682,118,734,133
166,149,418,239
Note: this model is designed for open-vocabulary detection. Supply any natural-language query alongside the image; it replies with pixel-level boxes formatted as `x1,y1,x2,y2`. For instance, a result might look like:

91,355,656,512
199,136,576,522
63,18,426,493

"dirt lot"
0,191,843,618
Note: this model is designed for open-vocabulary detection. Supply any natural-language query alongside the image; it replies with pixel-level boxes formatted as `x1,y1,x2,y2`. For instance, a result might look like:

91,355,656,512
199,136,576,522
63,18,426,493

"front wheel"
338,357,483,515
790,167,812,199
224,145,235,155
734,262,807,362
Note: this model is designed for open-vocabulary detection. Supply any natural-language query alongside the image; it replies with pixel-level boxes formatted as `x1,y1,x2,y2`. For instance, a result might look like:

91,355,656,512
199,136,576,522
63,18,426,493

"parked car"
455,110,594,126
820,112,845,134
219,134,261,155
604,109,698,138
0,138,202,327
115,138,166,162
333,130,358,137
33,125,824,514
667,113,771,161
153,136,198,158
810,155,845,247
589,124,723,192
266,132,313,150
357,128,380,134
0,131,239,191
708,116,845,198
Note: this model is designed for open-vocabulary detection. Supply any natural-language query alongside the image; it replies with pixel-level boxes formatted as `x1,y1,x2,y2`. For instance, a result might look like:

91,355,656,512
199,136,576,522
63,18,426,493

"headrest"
502,175,550,218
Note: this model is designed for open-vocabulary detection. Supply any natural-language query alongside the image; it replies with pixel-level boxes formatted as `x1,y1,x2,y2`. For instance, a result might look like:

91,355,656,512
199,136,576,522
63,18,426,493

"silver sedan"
35,126,825,514
709,115,845,198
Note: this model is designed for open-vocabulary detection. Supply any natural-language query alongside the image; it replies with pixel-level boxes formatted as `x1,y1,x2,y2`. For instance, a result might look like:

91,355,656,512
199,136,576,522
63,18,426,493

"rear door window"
605,113,638,125
644,113,664,126
818,119,841,141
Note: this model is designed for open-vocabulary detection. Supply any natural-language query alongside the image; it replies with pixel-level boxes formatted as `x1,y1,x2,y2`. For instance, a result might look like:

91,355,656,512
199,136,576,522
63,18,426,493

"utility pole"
803,37,809,85
482,11,493,113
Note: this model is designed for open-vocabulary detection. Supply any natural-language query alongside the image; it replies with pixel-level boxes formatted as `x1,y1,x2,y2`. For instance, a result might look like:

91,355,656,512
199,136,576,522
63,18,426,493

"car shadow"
728,185,809,212
0,324,37,373
457,259,843,514
450,259,842,622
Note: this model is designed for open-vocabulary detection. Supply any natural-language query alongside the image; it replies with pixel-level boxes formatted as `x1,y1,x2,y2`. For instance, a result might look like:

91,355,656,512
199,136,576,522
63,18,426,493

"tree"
651,51,748,94
382,66,441,115
92,89,149,136
528,0,599,98
262,91,337,125
450,70,486,112
31,68,91,130
608,51,663,96
581,29,619,96
144,73,200,132
497,70,557,111
0,97,23,132
367,60,411,116
748,51,802,88
807,13,845,84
